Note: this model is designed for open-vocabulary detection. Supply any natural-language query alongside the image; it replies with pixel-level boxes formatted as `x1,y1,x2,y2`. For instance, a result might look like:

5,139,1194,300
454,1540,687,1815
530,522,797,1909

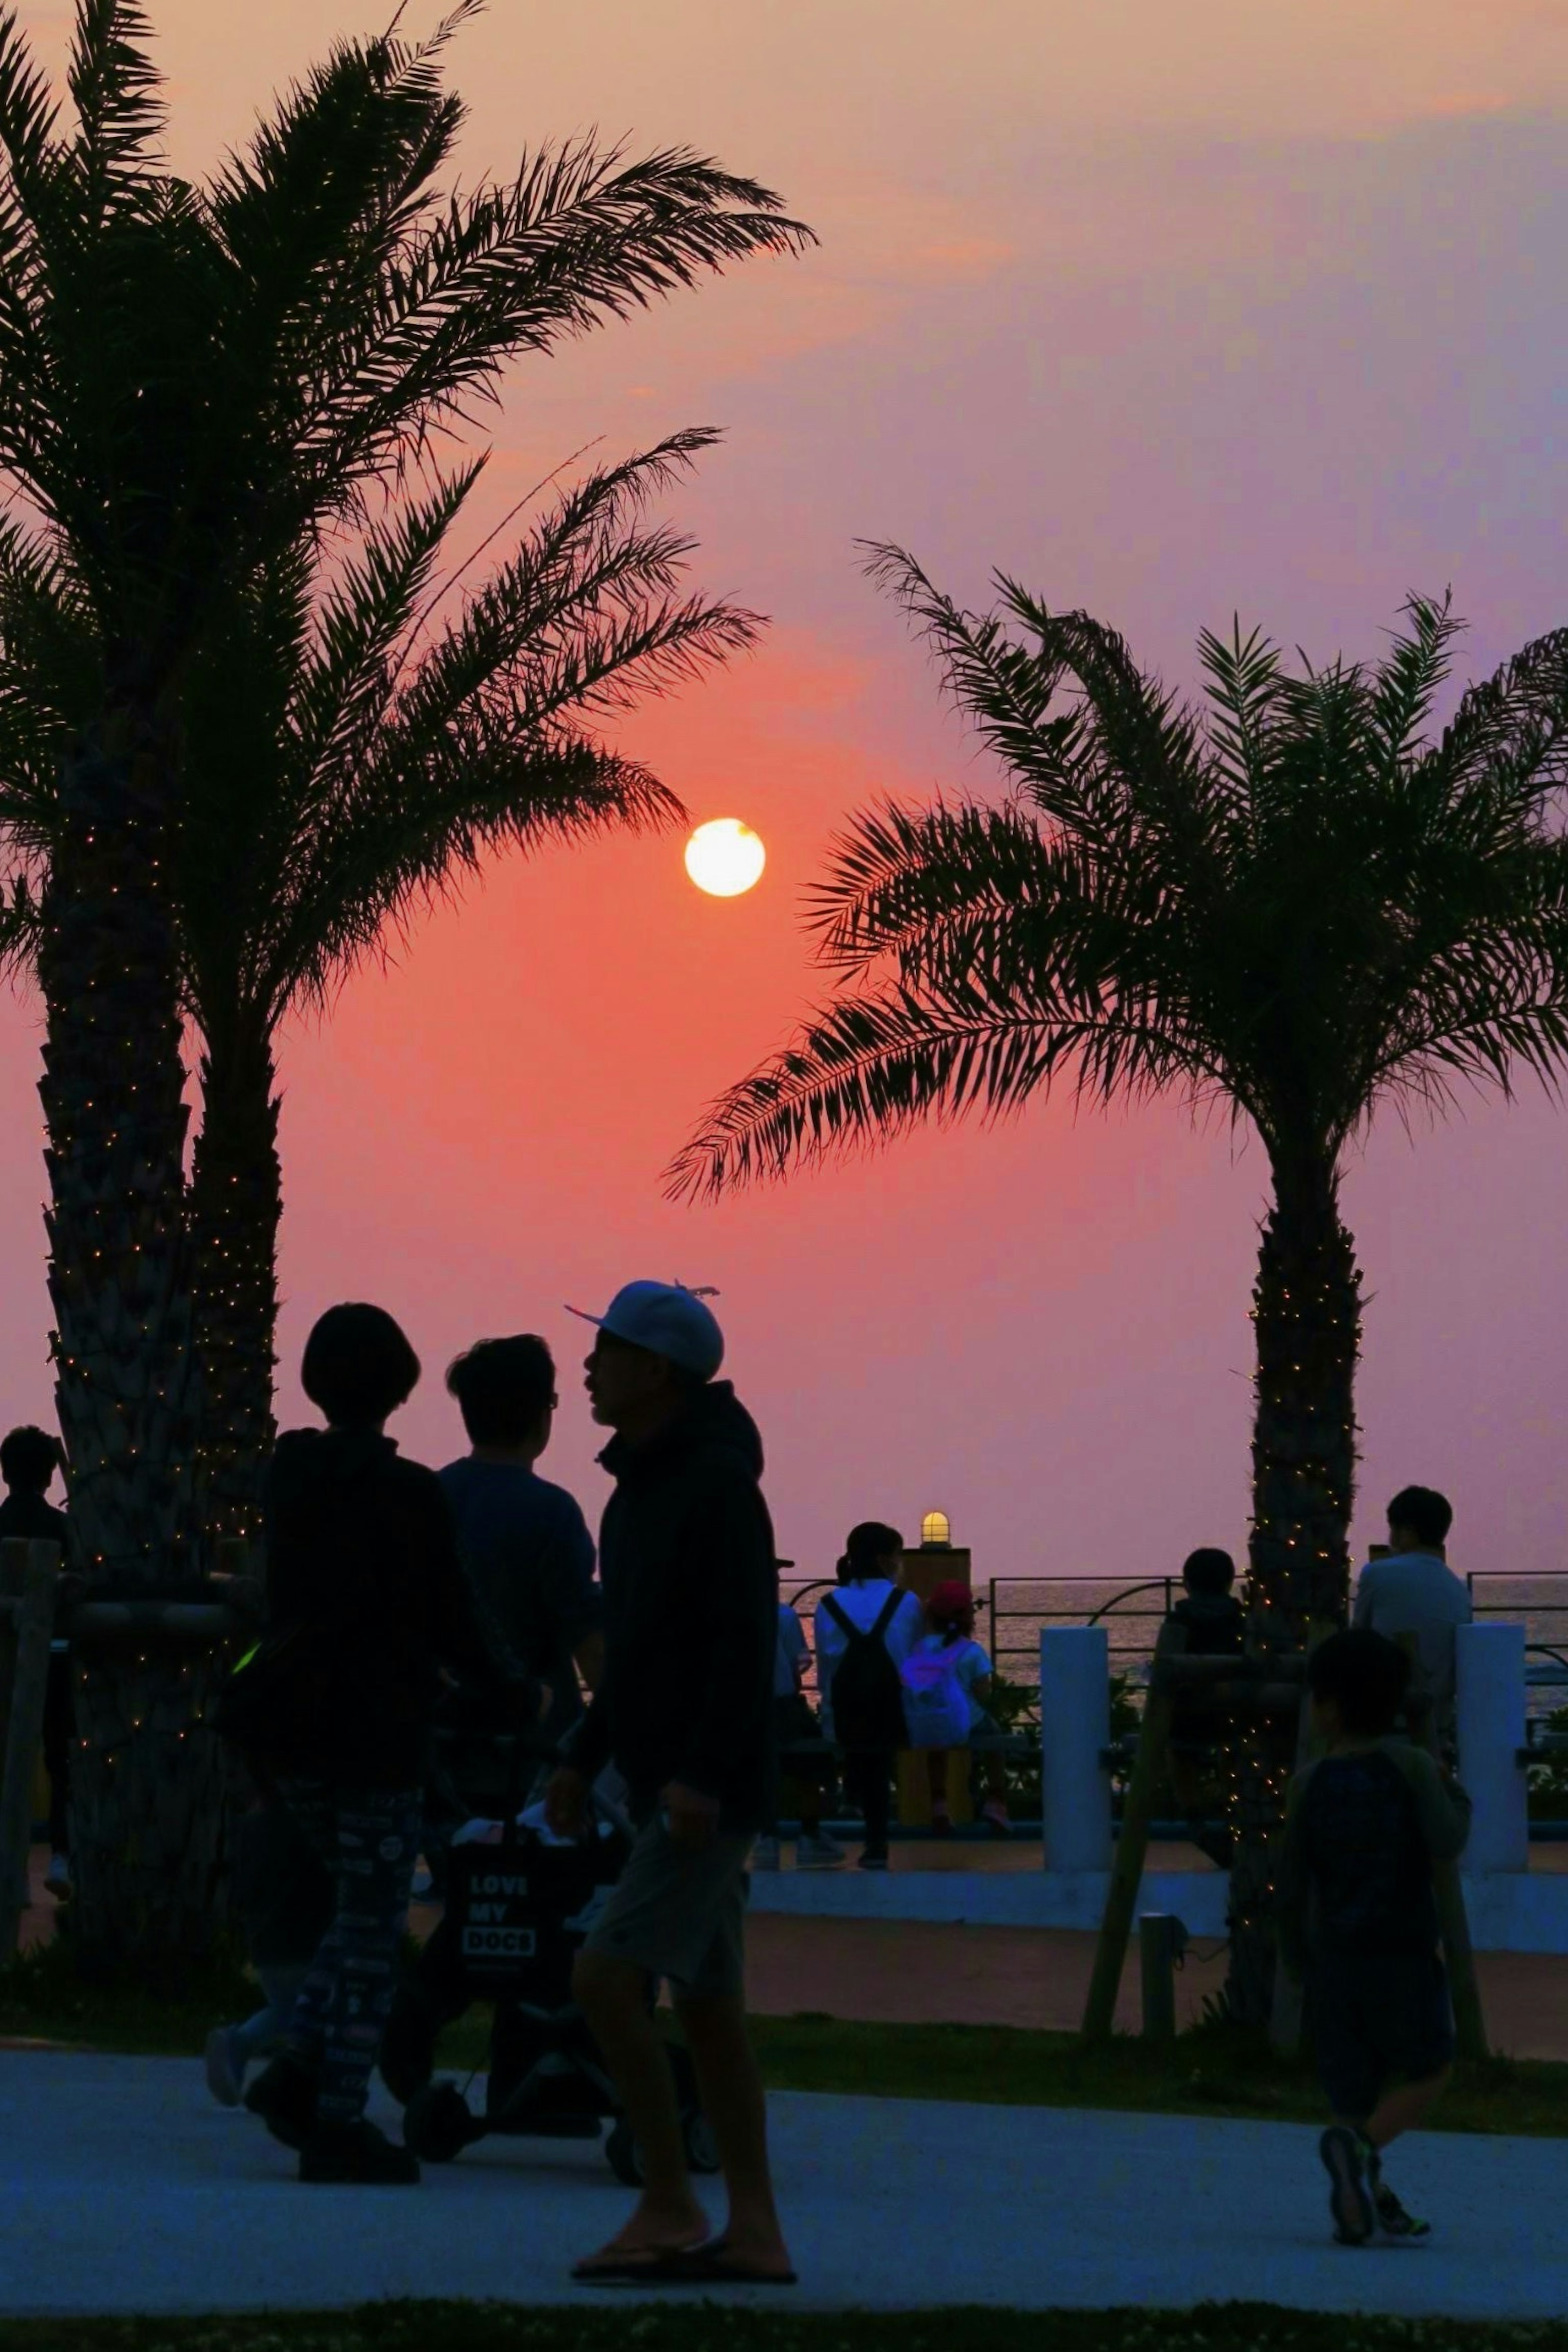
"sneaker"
858,1848,890,1872
1369,2159,1431,2240
244,2050,321,2151
43,1854,72,1901
796,1833,847,1870
751,1835,781,1871
980,1799,1011,1835
298,2118,421,2185
204,2026,245,2109
1319,2125,1375,2245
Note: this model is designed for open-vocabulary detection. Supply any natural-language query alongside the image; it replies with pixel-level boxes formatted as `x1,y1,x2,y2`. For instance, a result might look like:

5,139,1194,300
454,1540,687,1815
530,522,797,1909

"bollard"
1456,1622,1527,1874
1040,1625,1111,1873
1139,1912,1183,2043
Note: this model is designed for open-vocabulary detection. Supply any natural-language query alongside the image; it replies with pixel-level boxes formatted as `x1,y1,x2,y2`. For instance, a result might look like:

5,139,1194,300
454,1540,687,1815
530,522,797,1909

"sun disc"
684,817,766,898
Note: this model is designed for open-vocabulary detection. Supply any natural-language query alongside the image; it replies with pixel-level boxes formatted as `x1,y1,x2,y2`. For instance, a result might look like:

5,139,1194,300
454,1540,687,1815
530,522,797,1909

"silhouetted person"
753,1593,843,1871
814,1522,922,1872
904,1580,1010,1834
441,1334,603,1746
1278,1628,1470,2245
1353,1488,1471,1737
229,1303,542,2187
546,1281,792,2286
1158,1546,1247,1870
0,1425,71,1898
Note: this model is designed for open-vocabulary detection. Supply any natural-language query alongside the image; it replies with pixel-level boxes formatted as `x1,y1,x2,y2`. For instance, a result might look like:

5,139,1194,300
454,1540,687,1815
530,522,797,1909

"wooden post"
1082,1667,1176,2042
1396,1633,1487,2062
0,1541,60,1956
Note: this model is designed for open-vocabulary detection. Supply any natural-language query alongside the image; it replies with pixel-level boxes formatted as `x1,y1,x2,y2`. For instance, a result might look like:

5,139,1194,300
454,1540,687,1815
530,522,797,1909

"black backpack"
822,1590,907,1750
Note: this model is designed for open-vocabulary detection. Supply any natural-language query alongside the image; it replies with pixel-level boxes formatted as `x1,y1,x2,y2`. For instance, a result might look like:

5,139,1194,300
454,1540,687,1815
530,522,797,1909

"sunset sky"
2,1,1568,1594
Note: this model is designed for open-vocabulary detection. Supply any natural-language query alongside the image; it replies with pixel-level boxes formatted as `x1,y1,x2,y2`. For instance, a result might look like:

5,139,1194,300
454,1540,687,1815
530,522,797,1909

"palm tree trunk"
189,1019,281,1549
1226,1160,1362,2025
35,722,225,1974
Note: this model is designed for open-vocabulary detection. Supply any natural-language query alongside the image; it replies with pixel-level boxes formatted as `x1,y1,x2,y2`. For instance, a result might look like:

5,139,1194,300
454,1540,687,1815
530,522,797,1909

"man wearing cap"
546,1282,793,2288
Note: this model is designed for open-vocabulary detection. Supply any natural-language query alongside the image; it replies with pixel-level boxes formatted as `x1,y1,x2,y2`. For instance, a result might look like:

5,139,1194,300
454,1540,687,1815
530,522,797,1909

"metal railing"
783,1568,1568,1726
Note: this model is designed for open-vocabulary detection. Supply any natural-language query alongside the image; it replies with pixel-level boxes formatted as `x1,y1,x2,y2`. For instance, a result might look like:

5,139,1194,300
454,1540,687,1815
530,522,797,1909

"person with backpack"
813,1523,922,1871
902,1581,1010,1835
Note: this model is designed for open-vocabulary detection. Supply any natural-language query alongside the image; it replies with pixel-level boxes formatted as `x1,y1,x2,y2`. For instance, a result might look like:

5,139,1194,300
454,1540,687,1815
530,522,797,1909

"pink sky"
3,1,1568,1592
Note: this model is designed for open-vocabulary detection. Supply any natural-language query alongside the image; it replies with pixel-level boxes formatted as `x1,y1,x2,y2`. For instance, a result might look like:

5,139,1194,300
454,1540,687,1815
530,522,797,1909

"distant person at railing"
1158,1547,1246,1870
753,1594,844,1872
814,1522,922,1873
1352,1488,1471,1735
902,1581,1010,1836
0,1424,71,1902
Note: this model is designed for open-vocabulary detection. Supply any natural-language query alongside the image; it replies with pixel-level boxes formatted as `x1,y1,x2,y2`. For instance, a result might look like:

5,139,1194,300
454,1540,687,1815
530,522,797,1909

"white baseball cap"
566,1281,724,1380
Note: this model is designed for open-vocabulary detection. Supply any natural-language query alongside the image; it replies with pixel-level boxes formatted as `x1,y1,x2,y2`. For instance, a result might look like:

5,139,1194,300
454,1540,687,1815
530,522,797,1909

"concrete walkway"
1,2051,1564,2319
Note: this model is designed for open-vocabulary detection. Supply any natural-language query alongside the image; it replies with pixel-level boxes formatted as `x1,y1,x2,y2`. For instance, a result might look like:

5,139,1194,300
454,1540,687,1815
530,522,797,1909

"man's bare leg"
571,1952,709,2266
675,1990,793,2278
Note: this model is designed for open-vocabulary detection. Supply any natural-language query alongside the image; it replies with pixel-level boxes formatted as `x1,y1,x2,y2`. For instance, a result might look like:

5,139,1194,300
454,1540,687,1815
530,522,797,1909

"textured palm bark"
35,724,223,1969
1225,1167,1363,2025
189,1025,281,1548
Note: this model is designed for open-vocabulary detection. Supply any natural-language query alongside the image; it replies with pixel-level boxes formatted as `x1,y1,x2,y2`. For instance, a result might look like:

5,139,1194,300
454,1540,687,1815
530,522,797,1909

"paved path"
1,2051,1564,2319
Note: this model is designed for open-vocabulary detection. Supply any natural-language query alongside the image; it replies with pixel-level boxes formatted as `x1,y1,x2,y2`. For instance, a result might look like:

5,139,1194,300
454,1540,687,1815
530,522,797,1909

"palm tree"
0,0,809,1970
1,430,756,1535
668,549,1568,2019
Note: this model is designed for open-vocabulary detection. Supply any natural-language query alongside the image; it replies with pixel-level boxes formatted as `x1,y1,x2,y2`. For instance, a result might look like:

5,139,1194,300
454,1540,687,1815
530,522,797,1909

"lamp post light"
920,1509,952,1550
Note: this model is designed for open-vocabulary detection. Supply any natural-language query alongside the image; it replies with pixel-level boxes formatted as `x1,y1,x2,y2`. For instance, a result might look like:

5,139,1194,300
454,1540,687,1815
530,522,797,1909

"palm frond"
0,860,41,977
1196,618,1284,809
67,0,165,218
1364,590,1461,783
266,729,681,1019
294,143,814,496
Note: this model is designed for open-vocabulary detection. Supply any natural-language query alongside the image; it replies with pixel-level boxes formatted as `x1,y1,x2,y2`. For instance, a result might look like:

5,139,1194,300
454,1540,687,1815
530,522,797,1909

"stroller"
381,1733,719,2185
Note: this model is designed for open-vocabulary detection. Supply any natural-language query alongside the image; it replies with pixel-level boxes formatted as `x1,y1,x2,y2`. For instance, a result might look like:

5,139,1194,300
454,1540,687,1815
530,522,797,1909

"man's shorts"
1305,1949,1455,2120
583,1815,751,1999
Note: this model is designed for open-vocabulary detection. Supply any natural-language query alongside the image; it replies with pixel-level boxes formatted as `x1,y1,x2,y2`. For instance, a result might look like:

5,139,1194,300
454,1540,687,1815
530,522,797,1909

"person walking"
813,1523,922,1871
1277,1627,1472,2245
0,1425,72,1899
545,1281,793,2287
217,1303,543,2186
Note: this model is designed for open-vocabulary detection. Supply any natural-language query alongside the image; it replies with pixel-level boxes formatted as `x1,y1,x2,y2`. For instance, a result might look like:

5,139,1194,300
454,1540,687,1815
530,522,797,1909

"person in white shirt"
752,1600,845,1872
903,1581,1011,1835
1352,1486,1472,1735
813,1522,923,1871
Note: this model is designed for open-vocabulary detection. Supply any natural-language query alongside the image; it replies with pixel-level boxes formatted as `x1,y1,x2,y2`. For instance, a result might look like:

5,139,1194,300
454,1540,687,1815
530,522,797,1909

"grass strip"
4,1938,1566,2140
2,2306,1568,2352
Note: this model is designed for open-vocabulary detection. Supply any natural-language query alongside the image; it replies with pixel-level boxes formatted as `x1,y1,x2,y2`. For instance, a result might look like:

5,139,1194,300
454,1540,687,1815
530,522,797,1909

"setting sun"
684,817,766,898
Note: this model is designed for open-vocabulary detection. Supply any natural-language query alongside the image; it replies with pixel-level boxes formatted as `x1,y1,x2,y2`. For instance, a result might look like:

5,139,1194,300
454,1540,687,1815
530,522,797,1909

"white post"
1455,1621,1528,1873
1040,1625,1111,1872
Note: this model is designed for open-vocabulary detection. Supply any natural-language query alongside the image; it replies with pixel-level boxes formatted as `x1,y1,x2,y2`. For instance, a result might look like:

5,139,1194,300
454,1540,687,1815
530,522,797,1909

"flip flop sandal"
639,2243,799,2287
571,2238,718,2285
